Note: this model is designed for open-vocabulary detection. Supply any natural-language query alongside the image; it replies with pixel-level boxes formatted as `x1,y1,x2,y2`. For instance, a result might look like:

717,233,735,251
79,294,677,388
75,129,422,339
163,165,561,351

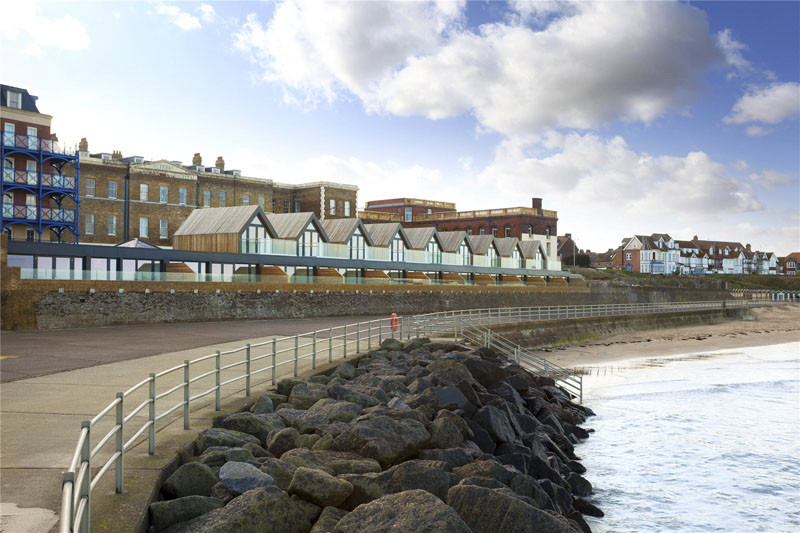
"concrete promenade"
0,315,394,532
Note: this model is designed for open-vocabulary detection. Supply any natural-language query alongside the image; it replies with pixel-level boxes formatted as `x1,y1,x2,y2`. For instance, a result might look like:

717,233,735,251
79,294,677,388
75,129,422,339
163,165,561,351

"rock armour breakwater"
149,337,599,532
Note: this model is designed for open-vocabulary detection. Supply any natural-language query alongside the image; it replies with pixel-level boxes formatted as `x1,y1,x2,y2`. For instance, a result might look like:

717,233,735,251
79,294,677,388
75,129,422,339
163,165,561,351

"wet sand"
541,304,800,368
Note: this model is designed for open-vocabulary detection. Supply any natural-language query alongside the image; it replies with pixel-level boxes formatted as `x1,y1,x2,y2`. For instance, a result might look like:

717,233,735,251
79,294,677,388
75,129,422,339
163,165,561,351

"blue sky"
2,1,798,254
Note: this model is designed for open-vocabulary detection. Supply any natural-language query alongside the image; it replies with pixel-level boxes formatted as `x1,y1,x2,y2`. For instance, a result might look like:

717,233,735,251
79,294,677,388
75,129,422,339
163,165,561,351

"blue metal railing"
2,131,76,156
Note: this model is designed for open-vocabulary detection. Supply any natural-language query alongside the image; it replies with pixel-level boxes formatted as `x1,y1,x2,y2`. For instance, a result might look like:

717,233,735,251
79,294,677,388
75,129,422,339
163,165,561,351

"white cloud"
157,3,202,31
0,1,89,57
724,82,800,125
477,132,763,219
715,28,752,78
235,1,724,136
745,125,770,137
747,170,797,190
198,4,216,23
734,160,750,171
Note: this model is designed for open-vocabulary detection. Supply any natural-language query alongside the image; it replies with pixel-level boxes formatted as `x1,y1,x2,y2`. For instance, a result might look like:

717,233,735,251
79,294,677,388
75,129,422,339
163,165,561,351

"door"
27,127,37,150
26,160,37,185
3,123,14,147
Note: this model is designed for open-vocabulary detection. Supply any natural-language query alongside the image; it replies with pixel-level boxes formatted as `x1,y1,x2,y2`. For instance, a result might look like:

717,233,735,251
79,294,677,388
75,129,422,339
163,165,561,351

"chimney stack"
192,153,202,165
746,243,751,251
693,235,698,241
531,198,542,210
79,138,88,151
112,150,122,160
565,233,572,239
215,156,225,171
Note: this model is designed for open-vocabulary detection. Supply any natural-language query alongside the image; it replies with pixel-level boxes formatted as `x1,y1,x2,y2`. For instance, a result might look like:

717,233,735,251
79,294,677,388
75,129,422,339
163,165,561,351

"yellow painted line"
0,356,19,360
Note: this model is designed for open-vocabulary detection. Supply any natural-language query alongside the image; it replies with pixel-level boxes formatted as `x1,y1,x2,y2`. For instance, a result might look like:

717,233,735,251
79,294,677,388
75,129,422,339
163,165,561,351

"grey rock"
379,338,404,352
334,415,430,468
357,405,427,424
337,472,385,510
573,496,604,517
217,412,284,444
447,484,579,533
307,399,362,423
242,442,271,458
334,490,469,533
379,459,459,502
452,460,518,486
387,397,410,410
465,418,496,454
280,449,381,475
472,405,516,444
201,486,311,533
405,386,470,411
462,358,506,387
426,359,475,386
507,374,530,393
326,384,381,409
277,377,306,397
150,495,222,532
289,467,354,507
197,428,261,453
197,448,228,468
267,427,300,457
332,362,355,380
566,472,593,497
297,434,321,449
260,458,297,490
419,448,484,469
162,462,218,499
276,409,330,434
427,417,464,449
289,383,331,410
219,461,274,495
249,395,274,414
291,495,323,523
225,448,257,465
310,507,348,533
210,482,237,504
457,476,507,490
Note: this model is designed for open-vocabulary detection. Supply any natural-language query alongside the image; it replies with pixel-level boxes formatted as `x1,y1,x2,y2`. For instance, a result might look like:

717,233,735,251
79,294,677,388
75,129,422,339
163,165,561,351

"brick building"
1,85,80,242
76,145,358,246
1,84,358,246
360,197,558,240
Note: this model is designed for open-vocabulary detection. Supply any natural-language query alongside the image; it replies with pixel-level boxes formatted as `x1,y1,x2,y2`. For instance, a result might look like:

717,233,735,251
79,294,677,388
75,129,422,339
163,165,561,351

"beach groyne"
491,308,753,350
143,338,598,532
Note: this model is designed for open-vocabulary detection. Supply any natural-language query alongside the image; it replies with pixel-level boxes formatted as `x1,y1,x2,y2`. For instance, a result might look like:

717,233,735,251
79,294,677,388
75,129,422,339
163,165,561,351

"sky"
2,0,798,255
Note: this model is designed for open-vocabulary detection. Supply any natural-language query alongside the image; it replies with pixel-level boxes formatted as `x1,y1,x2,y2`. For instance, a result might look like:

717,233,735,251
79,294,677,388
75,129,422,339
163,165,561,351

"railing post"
343,325,348,358
245,344,251,397
215,351,221,411
271,339,277,386
579,377,583,404
312,331,317,369
368,320,372,349
357,322,361,352
115,392,124,494
62,471,75,532
378,320,382,345
183,361,190,430
148,373,156,455
329,328,333,363
543,359,549,377
294,334,299,376
79,420,91,533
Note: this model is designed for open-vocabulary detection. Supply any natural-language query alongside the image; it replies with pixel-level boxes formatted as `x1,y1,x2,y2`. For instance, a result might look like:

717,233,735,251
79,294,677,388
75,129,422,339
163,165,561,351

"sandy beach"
541,304,800,368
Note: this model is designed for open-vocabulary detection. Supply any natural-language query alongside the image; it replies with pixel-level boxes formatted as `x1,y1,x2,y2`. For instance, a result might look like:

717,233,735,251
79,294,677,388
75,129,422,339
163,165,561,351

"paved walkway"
0,316,386,382
0,315,405,532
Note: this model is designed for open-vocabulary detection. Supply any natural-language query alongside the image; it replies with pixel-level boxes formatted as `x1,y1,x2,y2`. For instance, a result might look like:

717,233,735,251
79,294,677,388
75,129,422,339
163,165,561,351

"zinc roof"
174,206,275,237
493,237,520,258
320,218,374,245
266,212,329,241
437,231,470,253
363,222,408,247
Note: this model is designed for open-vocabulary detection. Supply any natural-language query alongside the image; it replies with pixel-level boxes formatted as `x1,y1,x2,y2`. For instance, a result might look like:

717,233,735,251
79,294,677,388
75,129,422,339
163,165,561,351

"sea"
576,341,800,532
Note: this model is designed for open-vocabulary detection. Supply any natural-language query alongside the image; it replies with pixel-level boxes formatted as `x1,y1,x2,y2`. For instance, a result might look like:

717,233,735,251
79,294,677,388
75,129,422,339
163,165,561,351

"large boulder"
452,460,518,486
419,448,484,469
197,428,261,453
249,395,274,415
331,362,356,380
405,386,470,412
289,383,331,410
472,405,516,444
149,495,222,532
276,409,330,434
280,449,381,475
334,415,430,468
566,472,593,497
310,507,348,533
219,461,275,495
216,412,284,444
462,358,506,387
306,399,362,423
267,427,300,457
277,377,306,397
289,467,354,507
426,359,475,386
378,459,459,502
447,484,579,533
427,417,464,449
260,458,297,490
200,486,311,533
327,384,382,409
162,462,218,499
333,490,470,533
379,338,404,352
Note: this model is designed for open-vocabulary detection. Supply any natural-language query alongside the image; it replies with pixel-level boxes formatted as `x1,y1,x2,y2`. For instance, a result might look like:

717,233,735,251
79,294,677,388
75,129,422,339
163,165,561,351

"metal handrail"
58,299,776,532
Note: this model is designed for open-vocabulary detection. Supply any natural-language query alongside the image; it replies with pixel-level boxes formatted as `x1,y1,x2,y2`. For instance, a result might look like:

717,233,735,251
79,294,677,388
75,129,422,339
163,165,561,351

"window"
298,223,320,256
488,245,499,267
27,127,37,149
284,200,290,213
625,252,632,261
294,200,301,213
459,241,472,266
242,194,250,205
159,219,168,239
203,190,211,207
84,178,95,197
425,239,441,264
272,199,276,213
7,90,21,109
26,160,36,184
479,227,485,235
427,208,432,214
505,226,511,237
467,228,473,235
108,180,117,199
390,235,405,262
330,199,336,215
258,196,265,209
139,217,149,238
26,229,35,241
344,201,351,217
108,215,117,236
404,207,412,222
140,183,148,202
349,231,366,259
179,187,187,205
85,214,94,235
160,185,168,204
219,191,226,207
492,227,497,237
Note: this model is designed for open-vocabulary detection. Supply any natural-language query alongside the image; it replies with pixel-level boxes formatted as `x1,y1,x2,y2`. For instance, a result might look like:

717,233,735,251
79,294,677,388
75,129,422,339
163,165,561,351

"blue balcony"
2,168,78,190
2,203,76,223
2,131,76,156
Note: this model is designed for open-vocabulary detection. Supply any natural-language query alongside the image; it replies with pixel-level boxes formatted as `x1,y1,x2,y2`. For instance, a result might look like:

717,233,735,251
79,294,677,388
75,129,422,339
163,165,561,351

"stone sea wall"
147,337,600,532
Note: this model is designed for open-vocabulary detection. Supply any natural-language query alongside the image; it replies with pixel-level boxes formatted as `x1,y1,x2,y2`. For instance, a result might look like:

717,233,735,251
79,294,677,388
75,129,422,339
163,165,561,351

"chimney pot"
215,156,225,171
79,137,88,151
693,235,698,241
192,153,202,165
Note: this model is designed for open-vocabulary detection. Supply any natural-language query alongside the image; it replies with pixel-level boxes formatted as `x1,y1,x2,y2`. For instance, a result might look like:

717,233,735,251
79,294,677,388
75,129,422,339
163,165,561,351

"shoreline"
538,304,800,368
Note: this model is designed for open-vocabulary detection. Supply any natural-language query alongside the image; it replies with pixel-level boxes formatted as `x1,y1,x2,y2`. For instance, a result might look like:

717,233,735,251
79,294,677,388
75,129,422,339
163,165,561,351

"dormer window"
7,91,21,109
